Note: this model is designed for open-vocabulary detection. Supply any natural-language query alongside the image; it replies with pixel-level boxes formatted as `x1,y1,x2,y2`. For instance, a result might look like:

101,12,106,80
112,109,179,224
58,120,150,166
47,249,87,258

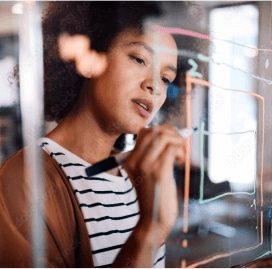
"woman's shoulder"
0,145,94,267
0,144,65,187
0,147,27,183
0,143,77,235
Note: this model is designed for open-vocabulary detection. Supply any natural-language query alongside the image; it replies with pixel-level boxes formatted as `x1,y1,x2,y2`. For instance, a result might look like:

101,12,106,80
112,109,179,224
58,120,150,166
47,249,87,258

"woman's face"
87,27,178,134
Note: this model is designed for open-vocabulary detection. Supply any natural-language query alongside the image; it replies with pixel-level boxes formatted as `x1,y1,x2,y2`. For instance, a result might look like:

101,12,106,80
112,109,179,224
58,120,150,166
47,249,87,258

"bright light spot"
124,134,135,152
243,45,258,58
265,59,269,69
233,57,244,68
12,3,23,14
244,118,257,130
210,5,259,39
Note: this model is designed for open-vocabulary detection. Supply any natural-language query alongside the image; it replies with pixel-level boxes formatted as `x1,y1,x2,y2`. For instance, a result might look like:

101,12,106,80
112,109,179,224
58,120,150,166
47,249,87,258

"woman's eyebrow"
166,65,177,75
127,41,154,54
127,41,177,75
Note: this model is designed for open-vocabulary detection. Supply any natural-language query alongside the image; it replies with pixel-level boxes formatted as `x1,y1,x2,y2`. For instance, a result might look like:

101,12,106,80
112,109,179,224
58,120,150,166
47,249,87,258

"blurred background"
1,1,272,267
0,1,50,164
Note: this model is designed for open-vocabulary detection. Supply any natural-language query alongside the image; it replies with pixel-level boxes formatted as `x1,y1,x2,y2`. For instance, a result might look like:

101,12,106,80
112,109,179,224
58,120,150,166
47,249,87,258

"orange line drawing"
187,243,263,268
181,74,264,268
183,71,193,235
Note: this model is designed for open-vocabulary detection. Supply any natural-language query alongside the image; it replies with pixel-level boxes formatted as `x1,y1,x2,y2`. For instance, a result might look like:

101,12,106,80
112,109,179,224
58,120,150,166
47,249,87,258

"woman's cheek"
159,91,167,106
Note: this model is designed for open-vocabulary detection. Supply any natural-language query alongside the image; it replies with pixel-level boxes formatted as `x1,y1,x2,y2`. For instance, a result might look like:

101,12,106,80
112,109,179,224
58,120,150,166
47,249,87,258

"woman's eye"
130,55,170,85
161,77,170,85
130,55,145,65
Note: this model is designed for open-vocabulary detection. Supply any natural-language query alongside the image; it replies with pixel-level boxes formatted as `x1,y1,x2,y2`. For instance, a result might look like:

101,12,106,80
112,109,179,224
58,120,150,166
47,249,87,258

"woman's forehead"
112,28,178,58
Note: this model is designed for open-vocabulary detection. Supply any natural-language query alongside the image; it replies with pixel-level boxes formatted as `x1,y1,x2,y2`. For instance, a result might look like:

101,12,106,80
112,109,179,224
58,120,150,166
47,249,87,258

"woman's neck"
45,100,121,167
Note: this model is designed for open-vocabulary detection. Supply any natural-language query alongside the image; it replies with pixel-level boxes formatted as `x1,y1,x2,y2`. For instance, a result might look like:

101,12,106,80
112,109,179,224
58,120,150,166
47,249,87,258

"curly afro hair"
42,1,161,123
40,1,163,151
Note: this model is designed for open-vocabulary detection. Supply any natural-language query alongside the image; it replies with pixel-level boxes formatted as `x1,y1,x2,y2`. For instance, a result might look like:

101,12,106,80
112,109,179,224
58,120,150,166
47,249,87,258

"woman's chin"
123,124,146,135
110,114,149,134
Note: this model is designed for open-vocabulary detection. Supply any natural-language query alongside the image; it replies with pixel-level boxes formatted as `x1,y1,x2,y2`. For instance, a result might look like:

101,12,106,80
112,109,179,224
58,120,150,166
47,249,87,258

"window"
208,4,259,191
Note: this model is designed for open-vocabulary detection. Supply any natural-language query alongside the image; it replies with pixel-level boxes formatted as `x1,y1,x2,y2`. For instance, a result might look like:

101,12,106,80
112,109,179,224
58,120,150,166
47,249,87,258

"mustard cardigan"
0,144,94,267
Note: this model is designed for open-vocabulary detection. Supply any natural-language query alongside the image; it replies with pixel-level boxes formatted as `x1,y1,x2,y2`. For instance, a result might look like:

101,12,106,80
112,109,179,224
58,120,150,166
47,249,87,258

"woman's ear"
58,33,108,78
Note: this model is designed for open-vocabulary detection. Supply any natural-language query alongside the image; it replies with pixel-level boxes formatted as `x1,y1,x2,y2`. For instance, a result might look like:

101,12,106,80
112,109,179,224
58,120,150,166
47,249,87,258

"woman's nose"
141,78,161,96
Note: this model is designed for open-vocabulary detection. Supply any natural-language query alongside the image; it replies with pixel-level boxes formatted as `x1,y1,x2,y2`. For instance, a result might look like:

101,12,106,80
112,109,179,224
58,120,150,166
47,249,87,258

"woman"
0,2,185,267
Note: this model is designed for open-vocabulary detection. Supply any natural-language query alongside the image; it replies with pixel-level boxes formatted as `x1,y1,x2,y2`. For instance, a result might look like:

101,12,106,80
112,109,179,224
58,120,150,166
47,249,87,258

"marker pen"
85,127,197,177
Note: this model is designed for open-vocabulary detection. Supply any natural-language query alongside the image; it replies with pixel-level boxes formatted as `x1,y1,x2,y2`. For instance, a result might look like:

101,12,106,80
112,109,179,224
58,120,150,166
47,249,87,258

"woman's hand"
58,33,108,78
122,125,186,242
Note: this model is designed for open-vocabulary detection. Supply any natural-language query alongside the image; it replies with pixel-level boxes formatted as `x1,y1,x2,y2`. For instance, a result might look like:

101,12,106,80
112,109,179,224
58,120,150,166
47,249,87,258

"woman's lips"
131,101,150,118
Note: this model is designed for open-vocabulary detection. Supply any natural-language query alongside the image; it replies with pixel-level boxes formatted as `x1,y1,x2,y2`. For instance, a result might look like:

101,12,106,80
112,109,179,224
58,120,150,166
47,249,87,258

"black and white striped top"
37,138,165,268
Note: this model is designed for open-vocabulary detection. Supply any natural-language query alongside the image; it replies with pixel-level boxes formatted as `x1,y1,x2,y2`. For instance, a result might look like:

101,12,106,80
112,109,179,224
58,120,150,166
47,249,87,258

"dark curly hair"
11,1,197,151
41,1,163,151
11,2,195,151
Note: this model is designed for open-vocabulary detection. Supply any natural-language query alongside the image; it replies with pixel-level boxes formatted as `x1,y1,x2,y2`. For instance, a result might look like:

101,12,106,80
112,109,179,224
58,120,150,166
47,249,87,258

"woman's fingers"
122,125,181,232
158,143,183,172
142,133,185,164
58,33,108,78
130,125,183,163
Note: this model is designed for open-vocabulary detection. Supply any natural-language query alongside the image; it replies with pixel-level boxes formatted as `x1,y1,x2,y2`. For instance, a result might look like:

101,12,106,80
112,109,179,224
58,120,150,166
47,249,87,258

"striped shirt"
37,137,165,268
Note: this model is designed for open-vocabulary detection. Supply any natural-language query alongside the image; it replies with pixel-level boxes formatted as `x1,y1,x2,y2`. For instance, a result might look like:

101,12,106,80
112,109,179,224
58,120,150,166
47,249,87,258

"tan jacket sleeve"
0,145,94,267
